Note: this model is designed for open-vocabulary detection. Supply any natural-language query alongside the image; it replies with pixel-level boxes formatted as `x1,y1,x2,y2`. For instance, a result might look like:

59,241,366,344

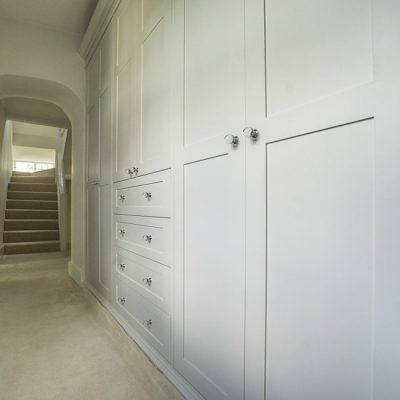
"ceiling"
0,0,99,36
1,98,71,128
13,122,59,138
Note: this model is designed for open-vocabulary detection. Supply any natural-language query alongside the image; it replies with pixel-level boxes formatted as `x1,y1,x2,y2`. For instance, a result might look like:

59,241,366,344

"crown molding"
79,0,121,63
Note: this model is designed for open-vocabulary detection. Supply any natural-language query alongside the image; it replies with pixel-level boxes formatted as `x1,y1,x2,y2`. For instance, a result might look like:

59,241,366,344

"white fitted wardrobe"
84,0,400,399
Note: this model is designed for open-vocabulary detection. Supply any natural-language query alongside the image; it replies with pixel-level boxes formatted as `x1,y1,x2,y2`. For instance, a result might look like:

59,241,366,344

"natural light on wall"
14,161,55,172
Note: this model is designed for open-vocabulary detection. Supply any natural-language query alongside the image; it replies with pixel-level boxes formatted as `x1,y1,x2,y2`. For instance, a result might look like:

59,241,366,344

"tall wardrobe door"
266,120,374,400
87,185,100,286
133,0,173,175
87,102,100,183
99,87,112,184
174,1,247,399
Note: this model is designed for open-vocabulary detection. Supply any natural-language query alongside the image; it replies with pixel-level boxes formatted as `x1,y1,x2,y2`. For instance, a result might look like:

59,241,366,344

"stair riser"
5,210,58,220
4,220,59,231
7,191,58,201
6,200,58,210
12,171,32,176
3,231,60,243
4,242,60,255
8,183,57,192
11,177,55,183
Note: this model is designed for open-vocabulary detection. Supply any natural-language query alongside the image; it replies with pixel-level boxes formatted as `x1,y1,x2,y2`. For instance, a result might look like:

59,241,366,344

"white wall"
12,146,55,164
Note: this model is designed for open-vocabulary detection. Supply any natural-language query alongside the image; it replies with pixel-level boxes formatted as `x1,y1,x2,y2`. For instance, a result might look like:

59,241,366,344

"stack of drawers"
113,170,172,360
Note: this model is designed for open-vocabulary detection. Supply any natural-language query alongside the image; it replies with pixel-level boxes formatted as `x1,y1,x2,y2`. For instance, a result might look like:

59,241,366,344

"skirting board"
84,281,205,400
68,261,83,286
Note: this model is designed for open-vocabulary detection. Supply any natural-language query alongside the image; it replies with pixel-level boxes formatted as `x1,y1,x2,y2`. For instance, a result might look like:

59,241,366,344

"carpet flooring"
0,258,183,400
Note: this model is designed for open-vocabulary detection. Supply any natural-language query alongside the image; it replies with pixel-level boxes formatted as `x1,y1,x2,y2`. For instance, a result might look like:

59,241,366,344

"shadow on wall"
0,74,86,277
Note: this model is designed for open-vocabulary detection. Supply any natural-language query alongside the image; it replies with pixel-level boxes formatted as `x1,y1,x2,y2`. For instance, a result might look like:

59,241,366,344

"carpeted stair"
3,171,60,254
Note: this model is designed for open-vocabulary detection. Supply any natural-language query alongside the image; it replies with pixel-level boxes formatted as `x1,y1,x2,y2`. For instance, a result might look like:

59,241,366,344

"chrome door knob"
127,167,134,176
119,228,126,236
143,319,152,330
119,263,126,271
243,127,259,140
224,134,239,145
119,194,126,202
142,277,152,287
142,192,152,200
132,167,139,175
118,297,126,305
142,234,152,243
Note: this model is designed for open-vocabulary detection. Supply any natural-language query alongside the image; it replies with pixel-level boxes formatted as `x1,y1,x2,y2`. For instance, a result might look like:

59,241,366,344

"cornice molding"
79,0,122,64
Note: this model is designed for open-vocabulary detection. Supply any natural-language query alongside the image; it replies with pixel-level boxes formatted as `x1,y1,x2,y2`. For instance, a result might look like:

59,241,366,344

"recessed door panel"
183,0,246,147
99,184,112,297
100,87,112,184
87,103,100,183
266,0,373,114
87,185,99,287
177,154,245,400
266,120,374,400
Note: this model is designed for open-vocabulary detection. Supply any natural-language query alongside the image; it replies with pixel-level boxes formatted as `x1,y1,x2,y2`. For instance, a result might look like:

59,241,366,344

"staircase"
3,171,60,254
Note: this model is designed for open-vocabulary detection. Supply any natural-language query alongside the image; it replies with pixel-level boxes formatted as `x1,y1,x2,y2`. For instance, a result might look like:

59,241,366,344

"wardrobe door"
87,102,100,183
174,1,247,399
132,0,173,175
87,184,99,286
113,0,135,182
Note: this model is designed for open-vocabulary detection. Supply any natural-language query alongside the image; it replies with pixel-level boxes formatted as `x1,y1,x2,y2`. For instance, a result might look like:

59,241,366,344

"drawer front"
116,276,171,360
116,247,171,312
114,170,171,217
115,215,171,266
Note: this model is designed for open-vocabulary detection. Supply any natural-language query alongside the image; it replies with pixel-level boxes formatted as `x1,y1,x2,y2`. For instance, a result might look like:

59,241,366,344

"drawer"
115,215,171,266
115,247,171,312
116,276,171,360
114,170,171,217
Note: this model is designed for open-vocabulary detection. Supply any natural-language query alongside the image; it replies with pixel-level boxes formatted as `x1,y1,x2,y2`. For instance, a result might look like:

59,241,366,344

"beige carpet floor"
0,258,183,400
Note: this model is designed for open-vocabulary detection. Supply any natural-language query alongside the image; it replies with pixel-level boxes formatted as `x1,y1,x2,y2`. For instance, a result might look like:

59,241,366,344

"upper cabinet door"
173,1,247,400
100,26,113,93
87,49,100,109
87,102,100,183
132,0,173,176
113,0,135,182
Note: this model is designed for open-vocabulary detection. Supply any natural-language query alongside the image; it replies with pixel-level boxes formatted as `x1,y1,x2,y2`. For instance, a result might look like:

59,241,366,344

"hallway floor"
0,258,183,400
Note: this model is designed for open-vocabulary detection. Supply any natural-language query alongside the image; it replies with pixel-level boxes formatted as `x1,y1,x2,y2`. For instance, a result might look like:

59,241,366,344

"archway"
0,74,86,283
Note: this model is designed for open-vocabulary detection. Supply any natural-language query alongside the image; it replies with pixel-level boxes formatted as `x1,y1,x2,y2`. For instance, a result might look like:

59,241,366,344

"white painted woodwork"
132,0,173,175
98,184,112,297
99,87,112,185
100,27,112,93
265,0,373,115
114,170,171,217
115,215,171,266
116,276,171,360
87,49,100,108
87,103,100,183
87,185,99,285
116,247,171,312
266,120,374,399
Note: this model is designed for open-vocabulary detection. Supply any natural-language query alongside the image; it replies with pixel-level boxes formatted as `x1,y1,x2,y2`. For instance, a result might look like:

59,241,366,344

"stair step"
12,171,32,176
11,176,55,183
6,199,58,210
3,240,60,255
4,219,59,231
3,230,60,243
5,209,58,220
8,182,57,192
7,191,58,200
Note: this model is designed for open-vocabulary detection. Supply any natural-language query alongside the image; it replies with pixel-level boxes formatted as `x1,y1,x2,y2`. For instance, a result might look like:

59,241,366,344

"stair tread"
4,240,60,246
5,230,59,233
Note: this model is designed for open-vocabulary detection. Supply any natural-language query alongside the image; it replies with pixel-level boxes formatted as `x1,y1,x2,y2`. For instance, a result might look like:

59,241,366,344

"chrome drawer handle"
119,263,126,271
118,297,126,306
142,191,152,200
143,319,152,330
142,277,152,287
119,194,126,202
119,228,126,236
132,167,139,175
142,234,152,243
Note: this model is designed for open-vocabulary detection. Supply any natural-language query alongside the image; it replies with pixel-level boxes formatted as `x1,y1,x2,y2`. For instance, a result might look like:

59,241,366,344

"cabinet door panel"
100,27,112,92
266,120,374,400
87,185,99,286
87,50,100,108
100,87,112,184
87,103,100,183
184,0,245,147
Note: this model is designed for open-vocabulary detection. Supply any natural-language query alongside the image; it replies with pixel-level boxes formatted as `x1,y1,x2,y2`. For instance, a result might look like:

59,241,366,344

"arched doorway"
0,74,86,284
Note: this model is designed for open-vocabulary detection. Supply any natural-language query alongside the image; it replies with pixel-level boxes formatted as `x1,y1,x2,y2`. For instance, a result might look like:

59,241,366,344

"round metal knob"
119,194,126,202
142,277,152,287
243,127,259,140
142,192,152,200
132,167,139,175
142,234,152,243
119,228,126,236
119,263,126,271
127,167,134,176
143,319,152,330
118,297,126,305
224,134,239,145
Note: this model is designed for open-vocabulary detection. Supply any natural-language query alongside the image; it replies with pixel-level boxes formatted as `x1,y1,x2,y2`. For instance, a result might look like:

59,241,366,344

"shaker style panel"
116,276,171,360
114,170,171,217
115,215,171,266
115,247,171,312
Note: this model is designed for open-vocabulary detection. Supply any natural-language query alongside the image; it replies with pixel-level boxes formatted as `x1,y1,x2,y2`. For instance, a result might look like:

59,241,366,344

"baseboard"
84,281,205,400
68,261,83,286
